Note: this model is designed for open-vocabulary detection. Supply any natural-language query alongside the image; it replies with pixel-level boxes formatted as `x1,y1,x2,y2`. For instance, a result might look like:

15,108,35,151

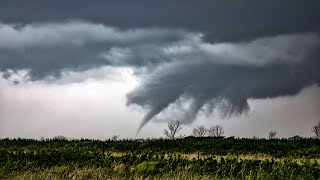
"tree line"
163,120,320,140
163,120,224,140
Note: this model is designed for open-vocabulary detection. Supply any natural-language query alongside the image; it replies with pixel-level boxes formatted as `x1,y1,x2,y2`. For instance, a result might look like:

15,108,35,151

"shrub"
131,161,159,175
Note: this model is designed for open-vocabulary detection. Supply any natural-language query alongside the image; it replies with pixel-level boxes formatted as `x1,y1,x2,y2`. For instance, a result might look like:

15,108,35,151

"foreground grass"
1,138,320,179
2,166,209,180
1,156,319,179
113,151,320,164
3,164,319,180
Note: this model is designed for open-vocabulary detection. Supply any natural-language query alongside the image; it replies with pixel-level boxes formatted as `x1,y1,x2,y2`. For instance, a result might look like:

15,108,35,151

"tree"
207,125,224,137
53,135,68,140
268,130,277,139
192,125,207,137
111,135,119,141
164,120,182,140
311,121,320,139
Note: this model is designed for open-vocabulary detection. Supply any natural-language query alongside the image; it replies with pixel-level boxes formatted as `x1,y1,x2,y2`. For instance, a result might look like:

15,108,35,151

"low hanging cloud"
0,21,193,48
0,21,319,133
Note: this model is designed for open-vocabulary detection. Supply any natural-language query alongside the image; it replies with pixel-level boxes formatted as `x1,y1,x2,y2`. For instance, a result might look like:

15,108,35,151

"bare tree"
311,121,320,139
268,130,277,139
164,120,182,140
192,125,207,137
111,135,119,141
53,135,68,140
207,125,224,137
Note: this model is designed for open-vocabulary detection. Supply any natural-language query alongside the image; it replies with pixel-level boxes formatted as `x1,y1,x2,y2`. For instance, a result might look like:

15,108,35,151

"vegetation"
1,137,320,179
192,125,207,137
207,125,224,137
312,121,320,139
163,120,183,140
268,130,277,139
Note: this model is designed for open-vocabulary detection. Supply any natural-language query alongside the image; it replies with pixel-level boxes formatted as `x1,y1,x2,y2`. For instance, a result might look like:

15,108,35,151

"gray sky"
0,1,319,139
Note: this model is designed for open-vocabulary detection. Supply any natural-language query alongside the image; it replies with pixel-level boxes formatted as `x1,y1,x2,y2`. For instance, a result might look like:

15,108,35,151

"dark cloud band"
1,0,320,42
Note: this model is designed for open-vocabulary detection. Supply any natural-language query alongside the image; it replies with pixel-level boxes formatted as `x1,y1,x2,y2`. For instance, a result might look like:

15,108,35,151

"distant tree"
268,130,277,139
207,125,224,137
164,120,182,140
311,121,320,139
111,135,120,141
53,135,68,140
192,125,207,137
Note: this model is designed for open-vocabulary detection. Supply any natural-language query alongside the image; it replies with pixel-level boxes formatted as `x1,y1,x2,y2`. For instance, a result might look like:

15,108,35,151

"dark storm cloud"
0,20,320,132
0,21,195,77
1,1,320,133
1,0,320,42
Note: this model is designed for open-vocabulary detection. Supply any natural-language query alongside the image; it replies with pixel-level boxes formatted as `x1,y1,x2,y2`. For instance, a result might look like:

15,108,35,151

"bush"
131,161,159,175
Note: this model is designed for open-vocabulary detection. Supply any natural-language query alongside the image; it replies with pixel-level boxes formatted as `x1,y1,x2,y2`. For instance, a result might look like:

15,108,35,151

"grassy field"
1,137,320,179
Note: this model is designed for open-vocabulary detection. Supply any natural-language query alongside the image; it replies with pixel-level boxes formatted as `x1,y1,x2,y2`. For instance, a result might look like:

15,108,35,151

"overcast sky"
0,0,320,139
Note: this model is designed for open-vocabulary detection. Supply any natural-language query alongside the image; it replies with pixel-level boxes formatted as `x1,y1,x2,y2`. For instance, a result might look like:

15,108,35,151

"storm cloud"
1,0,320,41
0,21,195,77
0,21,320,133
125,33,320,132
1,1,320,136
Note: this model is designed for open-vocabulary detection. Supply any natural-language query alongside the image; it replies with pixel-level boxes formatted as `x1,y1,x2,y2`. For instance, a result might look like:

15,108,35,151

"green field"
1,137,320,179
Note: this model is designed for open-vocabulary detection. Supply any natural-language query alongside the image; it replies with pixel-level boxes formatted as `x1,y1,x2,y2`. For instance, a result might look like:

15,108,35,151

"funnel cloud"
126,33,320,132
